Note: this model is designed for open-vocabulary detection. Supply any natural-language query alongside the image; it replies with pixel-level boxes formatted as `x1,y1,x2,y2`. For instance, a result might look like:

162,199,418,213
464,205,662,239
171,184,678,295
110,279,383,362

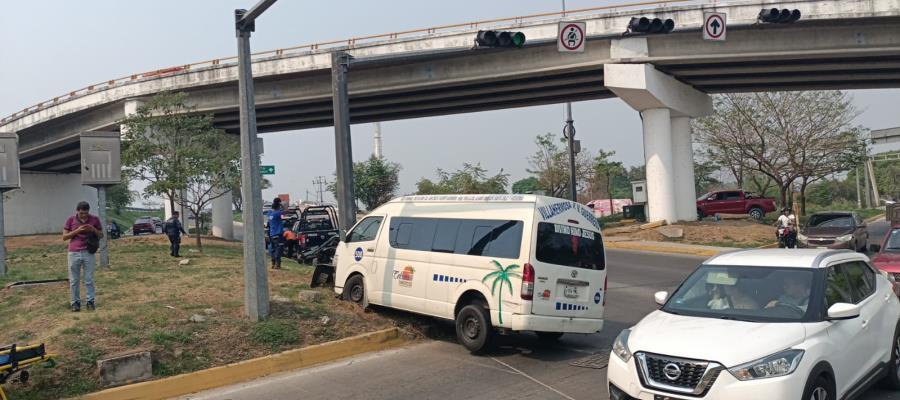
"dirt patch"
605,219,775,248
0,235,426,400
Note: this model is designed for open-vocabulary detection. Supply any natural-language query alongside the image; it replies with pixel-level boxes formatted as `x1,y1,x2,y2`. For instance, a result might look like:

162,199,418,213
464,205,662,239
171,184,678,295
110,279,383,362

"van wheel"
342,275,365,305
802,375,833,400
456,304,493,354
537,332,564,342
881,326,900,390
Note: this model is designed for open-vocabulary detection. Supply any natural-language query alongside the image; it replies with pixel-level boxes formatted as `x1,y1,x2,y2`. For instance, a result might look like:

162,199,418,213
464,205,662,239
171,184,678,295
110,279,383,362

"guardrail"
0,0,693,126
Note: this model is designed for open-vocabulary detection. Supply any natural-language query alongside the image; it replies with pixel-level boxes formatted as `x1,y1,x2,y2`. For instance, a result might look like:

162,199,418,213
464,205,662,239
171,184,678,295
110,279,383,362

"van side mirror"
826,303,860,320
654,291,669,306
870,244,881,253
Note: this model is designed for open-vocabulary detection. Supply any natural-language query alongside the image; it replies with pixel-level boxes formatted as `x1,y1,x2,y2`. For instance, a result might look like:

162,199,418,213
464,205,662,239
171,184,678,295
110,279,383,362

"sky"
2,1,899,206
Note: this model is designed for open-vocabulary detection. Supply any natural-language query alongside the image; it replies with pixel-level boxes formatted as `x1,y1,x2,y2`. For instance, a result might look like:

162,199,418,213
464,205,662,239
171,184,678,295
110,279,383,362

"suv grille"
808,238,835,246
636,352,723,397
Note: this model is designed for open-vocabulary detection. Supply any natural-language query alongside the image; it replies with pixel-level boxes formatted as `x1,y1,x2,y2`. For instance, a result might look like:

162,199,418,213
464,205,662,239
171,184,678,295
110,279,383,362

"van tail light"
603,275,608,306
521,263,535,300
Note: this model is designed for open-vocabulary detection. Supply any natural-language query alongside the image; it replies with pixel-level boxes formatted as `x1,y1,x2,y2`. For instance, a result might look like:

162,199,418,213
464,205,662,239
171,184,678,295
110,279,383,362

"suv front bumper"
607,350,806,400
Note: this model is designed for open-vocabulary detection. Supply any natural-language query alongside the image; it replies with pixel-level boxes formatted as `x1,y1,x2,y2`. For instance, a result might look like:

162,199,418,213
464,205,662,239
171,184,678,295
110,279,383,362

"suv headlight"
836,234,853,242
612,329,632,362
728,349,804,381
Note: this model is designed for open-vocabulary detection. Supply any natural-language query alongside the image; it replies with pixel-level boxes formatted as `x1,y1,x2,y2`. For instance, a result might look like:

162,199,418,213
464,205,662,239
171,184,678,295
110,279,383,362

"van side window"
389,217,523,259
347,217,383,243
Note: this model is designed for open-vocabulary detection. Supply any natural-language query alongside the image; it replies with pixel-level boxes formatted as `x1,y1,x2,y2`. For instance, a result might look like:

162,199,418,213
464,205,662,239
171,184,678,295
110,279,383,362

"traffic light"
758,8,801,23
627,17,675,34
475,30,526,48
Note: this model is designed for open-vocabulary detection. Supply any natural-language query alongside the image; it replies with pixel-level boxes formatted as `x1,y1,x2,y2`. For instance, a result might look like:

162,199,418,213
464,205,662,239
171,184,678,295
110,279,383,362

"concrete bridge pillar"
604,60,711,224
4,173,98,235
211,189,234,240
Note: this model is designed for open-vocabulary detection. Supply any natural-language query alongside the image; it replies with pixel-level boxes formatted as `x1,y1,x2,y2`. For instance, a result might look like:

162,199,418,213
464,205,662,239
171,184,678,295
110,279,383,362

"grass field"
0,235,411,400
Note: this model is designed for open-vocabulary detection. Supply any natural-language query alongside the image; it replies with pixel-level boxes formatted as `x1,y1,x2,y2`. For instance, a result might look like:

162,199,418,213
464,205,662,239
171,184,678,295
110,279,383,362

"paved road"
184,224,898,400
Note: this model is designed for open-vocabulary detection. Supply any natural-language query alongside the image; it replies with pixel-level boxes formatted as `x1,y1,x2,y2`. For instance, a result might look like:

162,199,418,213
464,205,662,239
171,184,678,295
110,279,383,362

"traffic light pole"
235,0,276,321
562,0,577,202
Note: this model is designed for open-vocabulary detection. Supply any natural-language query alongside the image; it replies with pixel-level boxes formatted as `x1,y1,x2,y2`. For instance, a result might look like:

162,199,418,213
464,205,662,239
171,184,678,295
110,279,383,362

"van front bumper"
509,314,603,334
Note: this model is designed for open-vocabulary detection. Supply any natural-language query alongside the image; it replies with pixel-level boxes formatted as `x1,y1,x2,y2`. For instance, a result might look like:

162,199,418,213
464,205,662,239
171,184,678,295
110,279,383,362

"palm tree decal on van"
482,260,521,325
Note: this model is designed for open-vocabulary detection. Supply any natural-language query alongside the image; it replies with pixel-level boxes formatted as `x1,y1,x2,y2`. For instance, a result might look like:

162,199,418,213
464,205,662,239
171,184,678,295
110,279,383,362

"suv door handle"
861,319,869,329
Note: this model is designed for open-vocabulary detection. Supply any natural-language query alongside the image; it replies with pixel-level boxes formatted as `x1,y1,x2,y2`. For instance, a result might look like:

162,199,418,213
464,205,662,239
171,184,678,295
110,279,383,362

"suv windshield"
663,265,816,322
535,222,604,270
808,214,853,228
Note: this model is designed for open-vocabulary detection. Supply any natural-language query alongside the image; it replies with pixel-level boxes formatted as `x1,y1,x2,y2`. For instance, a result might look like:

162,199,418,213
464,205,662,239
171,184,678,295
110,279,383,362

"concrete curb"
77,328,407,400
604,240,729,258
865,214,886,224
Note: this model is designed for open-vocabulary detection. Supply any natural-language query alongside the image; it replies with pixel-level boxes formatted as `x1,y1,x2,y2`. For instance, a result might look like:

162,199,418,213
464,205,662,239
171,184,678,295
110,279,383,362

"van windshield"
535,222,604,270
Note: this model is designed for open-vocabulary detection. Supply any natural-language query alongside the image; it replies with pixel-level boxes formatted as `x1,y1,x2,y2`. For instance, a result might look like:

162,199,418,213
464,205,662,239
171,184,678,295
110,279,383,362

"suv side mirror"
654,291,669,306
870,244,882,253
827,303,860,320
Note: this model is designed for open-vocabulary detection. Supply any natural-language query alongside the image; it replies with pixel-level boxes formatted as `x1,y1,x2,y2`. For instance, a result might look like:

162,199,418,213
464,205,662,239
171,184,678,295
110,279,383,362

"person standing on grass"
268,197,285,269
164,211,188,257
62,201,103,312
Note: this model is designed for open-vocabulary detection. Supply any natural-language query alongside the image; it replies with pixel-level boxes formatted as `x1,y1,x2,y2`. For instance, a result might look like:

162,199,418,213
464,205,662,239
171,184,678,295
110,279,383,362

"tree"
694,91,865,212
592,150,626,212
327,157,401,210
693,157,723,196
106,178,135,214
121,92,240,251
526,133,592,199
416,163,509,194
511,177,540,194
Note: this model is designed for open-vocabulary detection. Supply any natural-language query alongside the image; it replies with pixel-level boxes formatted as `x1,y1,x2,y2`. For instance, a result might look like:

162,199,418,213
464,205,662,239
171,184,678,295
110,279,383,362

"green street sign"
260,165,275,175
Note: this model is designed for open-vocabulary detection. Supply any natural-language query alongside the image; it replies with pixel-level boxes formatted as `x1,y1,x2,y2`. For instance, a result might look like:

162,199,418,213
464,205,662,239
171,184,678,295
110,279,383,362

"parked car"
334,194,607,353
871,223,900,281
132,218,156,235
696,190,776,220
608,249,900,400
798,211,868,251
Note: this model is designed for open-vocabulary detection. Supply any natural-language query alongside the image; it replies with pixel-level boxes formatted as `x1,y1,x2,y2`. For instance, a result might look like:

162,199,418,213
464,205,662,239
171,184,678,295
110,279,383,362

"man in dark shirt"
62,201,103,312
164,211,188,257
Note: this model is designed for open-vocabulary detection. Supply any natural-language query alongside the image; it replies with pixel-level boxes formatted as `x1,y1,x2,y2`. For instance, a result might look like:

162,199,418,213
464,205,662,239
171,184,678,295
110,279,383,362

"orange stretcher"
0,343,56,400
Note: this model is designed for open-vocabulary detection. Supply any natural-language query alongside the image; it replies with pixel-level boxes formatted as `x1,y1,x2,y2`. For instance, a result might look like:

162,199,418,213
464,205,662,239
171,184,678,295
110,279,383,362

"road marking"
491,357,578,400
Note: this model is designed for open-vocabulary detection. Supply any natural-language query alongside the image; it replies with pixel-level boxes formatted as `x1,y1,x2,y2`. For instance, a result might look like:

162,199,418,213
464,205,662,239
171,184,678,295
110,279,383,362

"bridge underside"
12,17,900,171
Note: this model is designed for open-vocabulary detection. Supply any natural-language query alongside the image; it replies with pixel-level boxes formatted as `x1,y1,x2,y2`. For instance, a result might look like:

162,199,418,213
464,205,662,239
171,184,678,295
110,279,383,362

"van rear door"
529,221,606,320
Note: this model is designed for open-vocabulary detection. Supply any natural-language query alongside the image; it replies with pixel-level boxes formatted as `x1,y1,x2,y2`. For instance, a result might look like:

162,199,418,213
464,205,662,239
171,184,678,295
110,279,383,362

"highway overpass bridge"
1,0,899,235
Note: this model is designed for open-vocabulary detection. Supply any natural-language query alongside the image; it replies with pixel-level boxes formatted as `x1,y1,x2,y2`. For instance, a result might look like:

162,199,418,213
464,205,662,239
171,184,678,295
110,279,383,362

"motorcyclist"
774,207,797,248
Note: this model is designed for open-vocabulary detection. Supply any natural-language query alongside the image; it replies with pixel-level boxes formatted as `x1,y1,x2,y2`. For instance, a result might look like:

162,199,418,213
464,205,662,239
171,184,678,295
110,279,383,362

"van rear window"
535,222,604,270
389,217,523,259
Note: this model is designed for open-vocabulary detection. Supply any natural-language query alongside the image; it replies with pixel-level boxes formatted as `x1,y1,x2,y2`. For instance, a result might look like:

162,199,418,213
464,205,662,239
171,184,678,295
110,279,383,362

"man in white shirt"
775,208,797,247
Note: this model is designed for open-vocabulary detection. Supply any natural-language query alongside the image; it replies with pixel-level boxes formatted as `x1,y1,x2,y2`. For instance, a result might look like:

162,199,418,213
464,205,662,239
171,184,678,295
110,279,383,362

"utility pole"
855,165,862,209
235,0,276,321
312,176,328,203
562,0,578,202
332,51,357,237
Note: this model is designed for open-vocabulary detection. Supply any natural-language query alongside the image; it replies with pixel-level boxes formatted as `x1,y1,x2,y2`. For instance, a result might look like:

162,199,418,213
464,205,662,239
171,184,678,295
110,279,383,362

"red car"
872,223,900,283
696,189,777,220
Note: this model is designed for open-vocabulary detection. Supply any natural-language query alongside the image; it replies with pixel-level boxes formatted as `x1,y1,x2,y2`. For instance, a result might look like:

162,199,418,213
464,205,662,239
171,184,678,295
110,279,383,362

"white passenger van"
334,194,607,352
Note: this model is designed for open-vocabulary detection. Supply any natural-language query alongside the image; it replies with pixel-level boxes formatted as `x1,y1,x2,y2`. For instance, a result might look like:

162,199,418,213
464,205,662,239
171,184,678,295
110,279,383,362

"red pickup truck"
696,190,777,220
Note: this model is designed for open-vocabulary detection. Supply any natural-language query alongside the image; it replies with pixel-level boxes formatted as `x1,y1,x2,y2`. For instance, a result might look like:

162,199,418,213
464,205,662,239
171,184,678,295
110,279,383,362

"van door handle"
366,248,374,253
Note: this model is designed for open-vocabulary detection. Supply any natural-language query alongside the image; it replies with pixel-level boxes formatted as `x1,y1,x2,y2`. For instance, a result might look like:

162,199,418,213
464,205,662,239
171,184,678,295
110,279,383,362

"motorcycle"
777,226,796,248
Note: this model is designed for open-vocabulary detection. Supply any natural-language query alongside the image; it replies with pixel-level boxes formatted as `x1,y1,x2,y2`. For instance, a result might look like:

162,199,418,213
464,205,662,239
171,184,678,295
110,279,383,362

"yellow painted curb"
605,241,724,258
78,328,407,400
864,213,886,224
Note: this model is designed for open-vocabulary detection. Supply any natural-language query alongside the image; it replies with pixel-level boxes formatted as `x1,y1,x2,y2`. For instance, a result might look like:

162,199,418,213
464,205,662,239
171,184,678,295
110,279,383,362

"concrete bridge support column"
4,173,98,235
211,189,234,240
641,109,678,224
604,61,711,224
671,117,698,222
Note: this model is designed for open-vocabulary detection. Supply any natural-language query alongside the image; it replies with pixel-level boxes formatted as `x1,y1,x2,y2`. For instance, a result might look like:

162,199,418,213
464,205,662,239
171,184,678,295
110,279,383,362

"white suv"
608,249,900,400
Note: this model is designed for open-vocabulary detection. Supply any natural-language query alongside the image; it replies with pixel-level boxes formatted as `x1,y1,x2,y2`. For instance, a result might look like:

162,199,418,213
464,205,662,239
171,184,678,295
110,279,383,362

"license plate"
564,285,579,299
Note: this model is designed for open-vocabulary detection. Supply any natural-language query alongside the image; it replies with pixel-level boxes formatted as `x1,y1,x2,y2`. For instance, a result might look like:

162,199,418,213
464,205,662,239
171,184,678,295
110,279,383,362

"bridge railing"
0,0,694,126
